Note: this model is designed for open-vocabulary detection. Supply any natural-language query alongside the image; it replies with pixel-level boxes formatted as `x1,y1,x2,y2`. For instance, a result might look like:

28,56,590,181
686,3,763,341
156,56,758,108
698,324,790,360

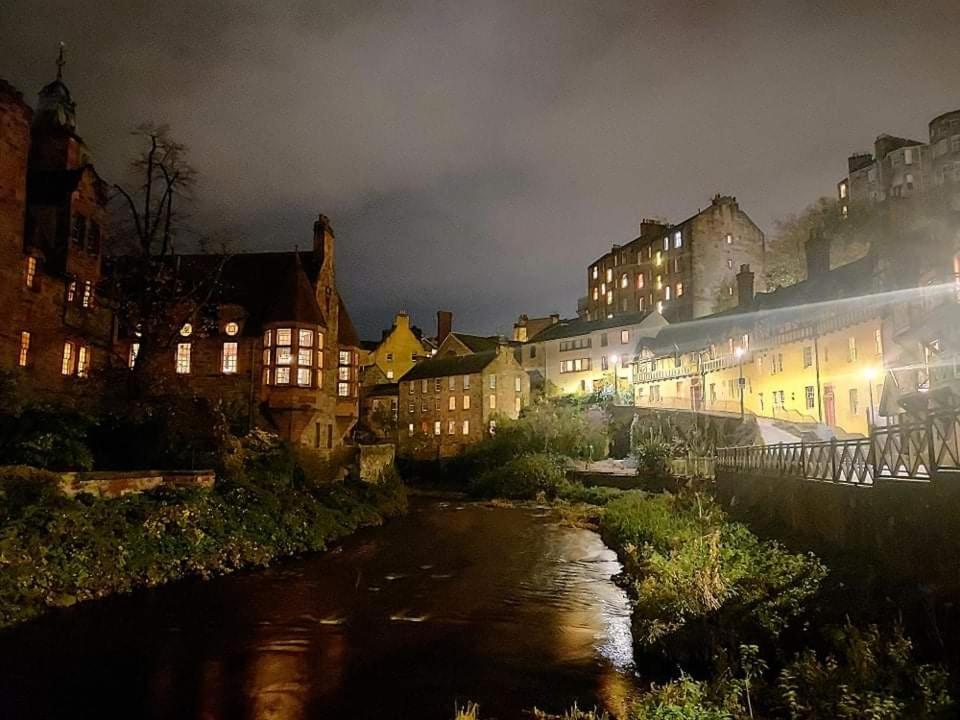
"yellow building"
365,312,430,382
633,252,889,437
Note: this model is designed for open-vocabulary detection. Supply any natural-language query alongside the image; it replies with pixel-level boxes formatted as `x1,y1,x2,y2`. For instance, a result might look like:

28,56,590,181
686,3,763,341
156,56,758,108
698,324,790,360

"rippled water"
0,498,636,719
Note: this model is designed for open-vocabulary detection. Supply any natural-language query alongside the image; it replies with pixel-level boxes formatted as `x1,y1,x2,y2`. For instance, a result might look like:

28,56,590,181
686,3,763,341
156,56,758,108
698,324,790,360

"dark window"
86,221,101,255
71,215,86,246
529,345,537,359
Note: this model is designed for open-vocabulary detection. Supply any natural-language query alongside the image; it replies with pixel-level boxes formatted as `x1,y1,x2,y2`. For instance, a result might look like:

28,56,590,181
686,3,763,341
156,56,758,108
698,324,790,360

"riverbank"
0,443,407,631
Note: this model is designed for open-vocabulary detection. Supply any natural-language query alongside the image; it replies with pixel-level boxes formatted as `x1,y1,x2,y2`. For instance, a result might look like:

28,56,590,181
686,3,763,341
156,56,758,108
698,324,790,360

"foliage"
0,439,407,629
629,676,740,720
601,492,826,654
470,452,567,500
0,404,96,471
777,623,953,720
635,438,672,479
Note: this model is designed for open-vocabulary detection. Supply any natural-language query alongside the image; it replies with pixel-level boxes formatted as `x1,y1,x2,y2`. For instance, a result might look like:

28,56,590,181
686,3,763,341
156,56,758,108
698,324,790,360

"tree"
765,197,871,290
106,124,229,393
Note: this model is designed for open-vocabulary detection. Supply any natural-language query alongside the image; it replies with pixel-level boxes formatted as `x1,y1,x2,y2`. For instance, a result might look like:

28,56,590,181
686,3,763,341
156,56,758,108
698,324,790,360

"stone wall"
716,470,960,596
58,469,215,498
359,443,395,483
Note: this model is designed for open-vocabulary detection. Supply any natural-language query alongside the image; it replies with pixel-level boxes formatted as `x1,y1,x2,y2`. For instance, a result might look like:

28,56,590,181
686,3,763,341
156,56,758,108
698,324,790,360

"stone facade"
397,345,530,459
0,74,112,402
363,311,430,383
583,196,765,323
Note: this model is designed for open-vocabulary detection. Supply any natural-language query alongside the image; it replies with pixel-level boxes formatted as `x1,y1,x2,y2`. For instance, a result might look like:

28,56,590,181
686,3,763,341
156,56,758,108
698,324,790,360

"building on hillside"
117,215,361,455
362,311,430,383
0,63,113,400
520,311,666,398
397,344,530,459
631,235,889,437
583,195,765,323
838,108,960,214
512,313,560,342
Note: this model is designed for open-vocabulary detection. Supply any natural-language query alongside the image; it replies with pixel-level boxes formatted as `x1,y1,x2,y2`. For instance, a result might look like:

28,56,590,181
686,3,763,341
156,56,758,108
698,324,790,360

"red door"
823,385,836,426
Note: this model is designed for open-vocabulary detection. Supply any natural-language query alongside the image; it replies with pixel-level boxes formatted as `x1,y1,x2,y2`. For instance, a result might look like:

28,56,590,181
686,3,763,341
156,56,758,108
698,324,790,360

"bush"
0,406,95,471
601,492,827,659
470,452,567,500
635,438,671,479
0,466,66,524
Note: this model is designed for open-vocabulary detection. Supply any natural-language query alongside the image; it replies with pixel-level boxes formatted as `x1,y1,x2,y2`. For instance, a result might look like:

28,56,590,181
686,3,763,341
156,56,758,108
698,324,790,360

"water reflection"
0,499,636,719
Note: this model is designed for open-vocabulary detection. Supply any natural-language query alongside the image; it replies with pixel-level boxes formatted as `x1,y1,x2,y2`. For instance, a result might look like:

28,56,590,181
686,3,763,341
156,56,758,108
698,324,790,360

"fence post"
830,437,838,483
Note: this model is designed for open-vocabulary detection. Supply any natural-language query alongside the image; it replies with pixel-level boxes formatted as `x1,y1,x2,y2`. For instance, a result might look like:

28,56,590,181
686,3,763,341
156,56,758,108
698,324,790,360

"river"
0,498,637,719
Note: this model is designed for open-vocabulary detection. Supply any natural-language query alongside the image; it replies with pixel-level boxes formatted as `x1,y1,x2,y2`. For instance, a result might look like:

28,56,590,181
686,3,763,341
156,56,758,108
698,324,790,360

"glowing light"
863,367,879,382
734,346,745,359
610,355,619,365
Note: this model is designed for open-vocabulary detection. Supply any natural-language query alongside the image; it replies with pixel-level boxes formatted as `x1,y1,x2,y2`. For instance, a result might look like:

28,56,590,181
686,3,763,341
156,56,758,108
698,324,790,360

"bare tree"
107,124,229,391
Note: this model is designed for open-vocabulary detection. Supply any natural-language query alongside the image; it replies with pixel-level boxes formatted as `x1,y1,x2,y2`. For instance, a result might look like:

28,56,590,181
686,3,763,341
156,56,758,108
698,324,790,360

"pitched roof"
401,350,498,381
364,382,400,398
530,311,657,342
337,296,361,347
263,254,325,326
450,333,500,352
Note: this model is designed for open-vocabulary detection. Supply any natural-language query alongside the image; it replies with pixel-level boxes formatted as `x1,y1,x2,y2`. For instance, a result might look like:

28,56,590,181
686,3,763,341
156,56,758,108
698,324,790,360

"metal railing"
717,410,960,485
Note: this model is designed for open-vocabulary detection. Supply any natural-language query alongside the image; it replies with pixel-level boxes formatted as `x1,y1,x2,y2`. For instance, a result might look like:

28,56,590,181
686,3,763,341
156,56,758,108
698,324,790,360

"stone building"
123,214,361,455
362,311,430,383
397,344,530,459
583,195,765,323
512,313,560,342
0,65,112,401
520,311,666,398
837,108,960,214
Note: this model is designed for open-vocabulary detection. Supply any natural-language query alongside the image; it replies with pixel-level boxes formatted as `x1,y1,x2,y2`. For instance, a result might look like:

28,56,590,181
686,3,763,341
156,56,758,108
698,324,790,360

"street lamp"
863,367,878,430
734,346,745,420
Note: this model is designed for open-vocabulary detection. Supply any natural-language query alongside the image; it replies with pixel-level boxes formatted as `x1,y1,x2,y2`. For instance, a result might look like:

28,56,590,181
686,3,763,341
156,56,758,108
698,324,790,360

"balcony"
634,364,697,383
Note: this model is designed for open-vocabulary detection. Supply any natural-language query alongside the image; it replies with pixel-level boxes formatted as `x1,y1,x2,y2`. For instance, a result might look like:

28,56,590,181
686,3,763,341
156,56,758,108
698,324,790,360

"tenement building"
0,65,112,400
397,343,530,459
583,195,765,323
838,108,960,214
521,311,665,398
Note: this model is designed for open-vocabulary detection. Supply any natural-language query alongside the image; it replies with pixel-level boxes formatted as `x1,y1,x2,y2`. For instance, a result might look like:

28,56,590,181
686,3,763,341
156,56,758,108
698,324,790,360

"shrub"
0,406,95,471
470,452,567,500
0,466,66,524
635,438,671,479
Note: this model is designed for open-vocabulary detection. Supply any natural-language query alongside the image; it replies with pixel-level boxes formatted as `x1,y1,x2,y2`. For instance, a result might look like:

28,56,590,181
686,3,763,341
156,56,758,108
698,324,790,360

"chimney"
805,228,831,279
736,264,755,308
549,313,560,324
312,213,334,267
394,311,410,329
437,310,452,344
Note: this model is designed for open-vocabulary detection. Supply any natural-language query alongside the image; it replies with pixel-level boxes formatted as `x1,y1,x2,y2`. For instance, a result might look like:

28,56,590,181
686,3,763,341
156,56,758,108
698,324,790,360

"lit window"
725,233,733,245
276,347,293,365
338,382,350,397
276,328,292,346
386,370,394,379
620,273,629,288
276,367,291,384
673,231,682,248
665,286,672,300
176,343,191,374
339,350,351,366
264,330,272,347
448,420,456,435
489,394,496,409
601,282,606,294
663,236,670,251
462,420,470,435
463,375,471,389
129,343,140,369
463,394,471,409
592,266,598,280
408,423,415,437
655,251,662,266
421,379,428,393
676,282,683,297
24,257,37,289
77,346,90,378
637,273,645,289
434,421,441,435
515,376,522,392
67,279,76,303
515,396,521,414
592,287,599,301
262,368,270,385
606,268,613,283
657,300,663,313
222,342,238,373
338,366,351,381
448,395,456,410
656,275,662,290
225,322,240,336
317,331,324,350
639,297,645,311
297,368,312,386
298,329,314,347
298,348,312,366
621,330,629,344
180,323,193,337
82,281,94,308
489,375,496,389
18,331,30,367
262,348,270,366
61,342,74,375
875,328,883,356
839,181,848,199
606,290,613,305
434,378,442,392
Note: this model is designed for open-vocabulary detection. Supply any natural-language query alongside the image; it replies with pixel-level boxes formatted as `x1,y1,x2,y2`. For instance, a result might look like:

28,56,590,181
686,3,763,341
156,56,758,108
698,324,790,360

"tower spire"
56,41,66,81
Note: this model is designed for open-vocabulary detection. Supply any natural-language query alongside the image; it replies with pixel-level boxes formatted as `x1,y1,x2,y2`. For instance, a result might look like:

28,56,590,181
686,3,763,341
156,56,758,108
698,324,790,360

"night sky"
4,1,960,338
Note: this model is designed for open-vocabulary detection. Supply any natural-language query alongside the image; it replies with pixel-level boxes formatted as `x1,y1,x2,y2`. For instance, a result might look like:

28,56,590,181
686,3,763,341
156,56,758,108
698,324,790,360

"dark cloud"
4,1,960,337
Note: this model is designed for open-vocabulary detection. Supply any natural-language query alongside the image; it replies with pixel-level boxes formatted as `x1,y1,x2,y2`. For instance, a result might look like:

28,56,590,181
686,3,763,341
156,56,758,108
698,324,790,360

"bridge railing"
717,410,960,485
